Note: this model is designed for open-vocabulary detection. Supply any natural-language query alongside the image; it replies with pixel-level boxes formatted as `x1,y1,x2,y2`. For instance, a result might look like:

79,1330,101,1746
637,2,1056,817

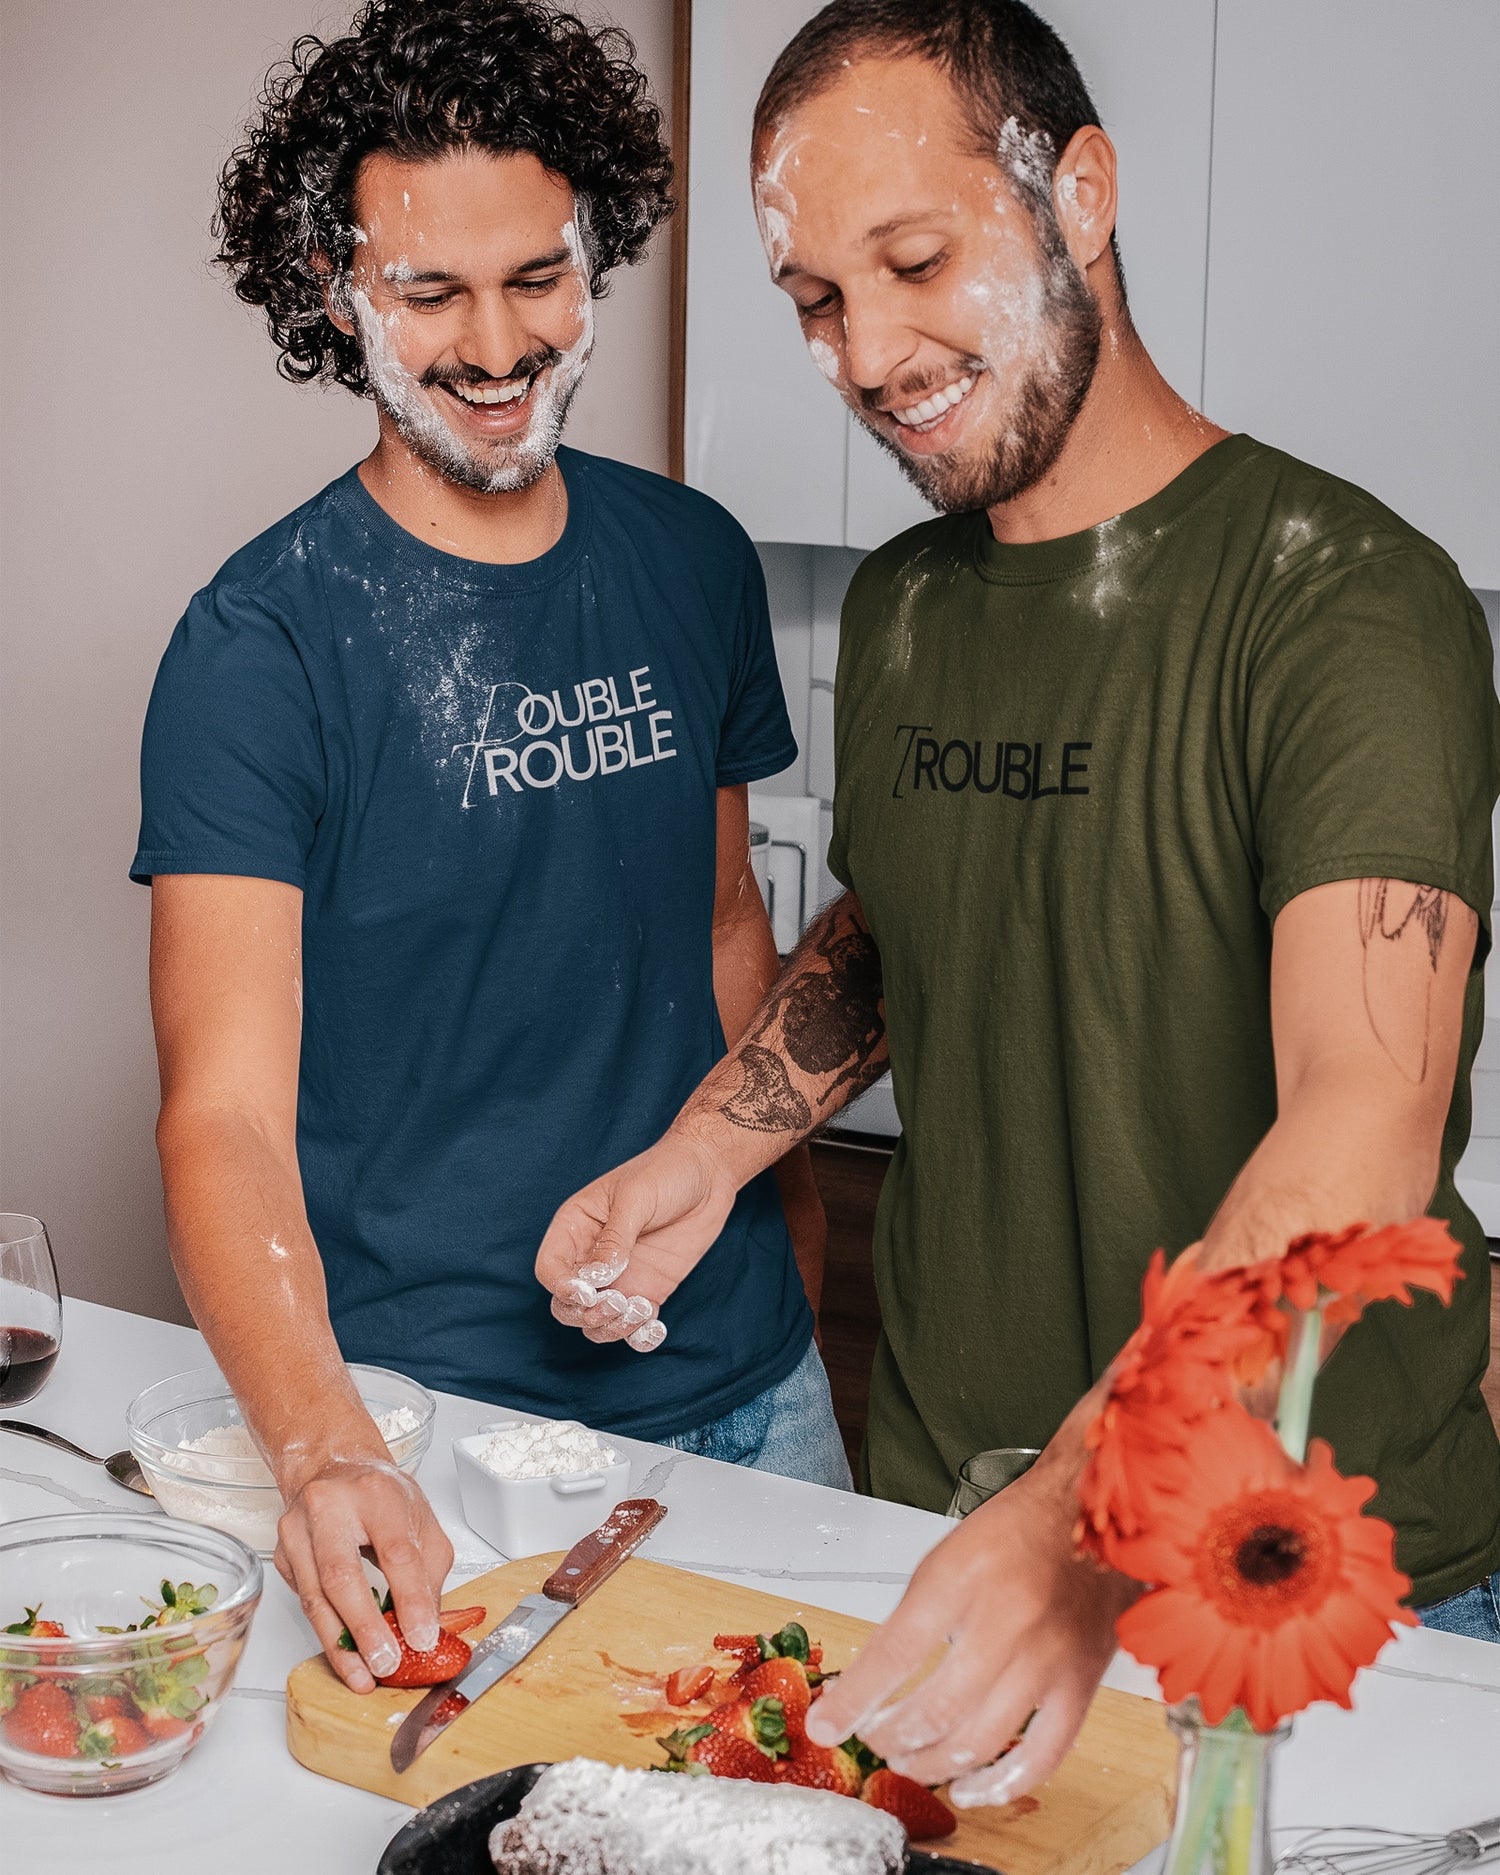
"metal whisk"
1276,1820,1500,1875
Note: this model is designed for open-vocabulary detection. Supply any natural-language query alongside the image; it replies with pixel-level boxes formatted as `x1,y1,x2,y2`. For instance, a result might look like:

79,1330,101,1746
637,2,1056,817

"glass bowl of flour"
126,1364,434,1554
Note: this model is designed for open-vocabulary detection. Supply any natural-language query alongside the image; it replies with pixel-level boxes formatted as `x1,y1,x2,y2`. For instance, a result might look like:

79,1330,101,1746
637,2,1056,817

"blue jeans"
661,1339,854,1491
1416,1568,1500,1642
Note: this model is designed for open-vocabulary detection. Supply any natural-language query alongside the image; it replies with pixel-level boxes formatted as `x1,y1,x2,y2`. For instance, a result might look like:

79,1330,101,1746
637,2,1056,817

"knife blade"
389,1496,667,1773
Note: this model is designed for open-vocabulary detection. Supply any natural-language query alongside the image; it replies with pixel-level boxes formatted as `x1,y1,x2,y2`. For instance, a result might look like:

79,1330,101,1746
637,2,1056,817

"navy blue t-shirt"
133,448,811,1438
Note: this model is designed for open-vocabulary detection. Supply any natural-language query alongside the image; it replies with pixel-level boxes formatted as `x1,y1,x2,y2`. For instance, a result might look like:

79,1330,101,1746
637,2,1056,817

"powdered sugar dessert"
488,1759,906,1874
473,1420,620,1480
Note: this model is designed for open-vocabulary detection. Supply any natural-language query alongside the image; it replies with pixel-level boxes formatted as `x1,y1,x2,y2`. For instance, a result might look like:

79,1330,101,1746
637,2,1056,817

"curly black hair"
215,0,673,393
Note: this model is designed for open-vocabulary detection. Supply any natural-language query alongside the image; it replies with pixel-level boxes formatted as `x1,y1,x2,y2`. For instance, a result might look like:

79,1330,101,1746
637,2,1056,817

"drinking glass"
0,1215,63,1406
947,1446,1041,1517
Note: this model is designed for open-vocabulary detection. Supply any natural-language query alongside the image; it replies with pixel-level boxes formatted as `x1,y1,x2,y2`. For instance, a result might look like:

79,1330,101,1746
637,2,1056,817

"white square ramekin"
452,1420,633,1558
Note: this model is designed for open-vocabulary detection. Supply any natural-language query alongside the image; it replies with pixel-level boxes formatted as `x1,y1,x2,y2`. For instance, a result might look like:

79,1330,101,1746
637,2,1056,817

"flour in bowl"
488,1759,906,1874
473,1421,620,1480
163,1406,422,1483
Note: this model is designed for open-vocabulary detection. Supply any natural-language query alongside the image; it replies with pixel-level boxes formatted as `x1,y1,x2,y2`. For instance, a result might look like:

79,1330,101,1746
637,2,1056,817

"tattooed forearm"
713,891,888,1140
1357,879,1450,1084
722,1044,815,1133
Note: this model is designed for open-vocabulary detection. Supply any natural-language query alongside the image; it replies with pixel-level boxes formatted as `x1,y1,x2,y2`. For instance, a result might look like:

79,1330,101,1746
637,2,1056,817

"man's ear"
314,251,357,337
1053,124,1118,273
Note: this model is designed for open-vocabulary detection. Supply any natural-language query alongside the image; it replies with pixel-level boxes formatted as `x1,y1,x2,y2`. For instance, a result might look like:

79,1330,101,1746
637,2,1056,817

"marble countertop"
2,1299,1497,1871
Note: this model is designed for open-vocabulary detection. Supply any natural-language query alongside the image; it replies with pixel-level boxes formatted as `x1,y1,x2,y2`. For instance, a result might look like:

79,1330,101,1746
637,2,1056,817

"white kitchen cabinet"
683,0,848,545
1203,0,1499,588
685,0,1217,551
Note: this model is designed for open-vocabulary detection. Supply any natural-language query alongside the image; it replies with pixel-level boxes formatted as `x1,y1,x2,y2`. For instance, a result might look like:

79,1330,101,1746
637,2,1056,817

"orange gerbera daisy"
1077,1251,1286,1558
1112,1408,1415,1731
1279,1218,1463,1321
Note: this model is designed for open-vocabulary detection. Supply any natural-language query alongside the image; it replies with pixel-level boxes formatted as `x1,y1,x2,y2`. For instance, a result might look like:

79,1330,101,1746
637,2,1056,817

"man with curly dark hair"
131,0,838,1692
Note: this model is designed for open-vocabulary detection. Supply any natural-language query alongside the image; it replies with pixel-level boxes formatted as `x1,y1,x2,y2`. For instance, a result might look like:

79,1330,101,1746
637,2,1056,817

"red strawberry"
375,1624,472,1689
139,1709,191,1742
79,1713,153,1759
437,1605,486,1638
708,1695,789,1759
665,1665,716,1706
337,1596,480,1681
777,1739,862,1797
4,1605,66,1639
85,1693,132,1722
712,1633,763,1665
660,1723,779,1783
428,1689,470,1726
742,1657,811,1738
3,1682,78,1757
862,1769,957,1840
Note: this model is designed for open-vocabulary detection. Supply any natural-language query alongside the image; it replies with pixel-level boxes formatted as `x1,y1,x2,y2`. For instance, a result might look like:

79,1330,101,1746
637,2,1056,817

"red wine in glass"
0,1215,62,1406
0,1327,61,1406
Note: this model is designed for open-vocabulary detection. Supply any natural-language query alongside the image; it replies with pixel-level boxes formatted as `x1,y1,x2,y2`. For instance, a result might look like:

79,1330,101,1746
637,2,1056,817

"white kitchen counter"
1,1300,1497,1872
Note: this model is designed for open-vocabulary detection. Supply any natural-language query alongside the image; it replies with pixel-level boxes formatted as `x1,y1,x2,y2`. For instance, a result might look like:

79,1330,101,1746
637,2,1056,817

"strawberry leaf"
759,1622,810,1664
749,1695,790,1757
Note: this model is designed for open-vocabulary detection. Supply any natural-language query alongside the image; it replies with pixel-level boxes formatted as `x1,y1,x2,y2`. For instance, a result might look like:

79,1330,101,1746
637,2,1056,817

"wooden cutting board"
286,1557,1175,1875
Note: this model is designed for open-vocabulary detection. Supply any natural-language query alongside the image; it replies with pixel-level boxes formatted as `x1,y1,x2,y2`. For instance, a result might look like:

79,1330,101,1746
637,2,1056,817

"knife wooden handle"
541,1498,666,1604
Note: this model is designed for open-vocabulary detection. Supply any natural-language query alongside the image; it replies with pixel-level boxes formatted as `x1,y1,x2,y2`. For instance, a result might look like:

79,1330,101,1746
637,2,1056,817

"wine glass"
0,1215,63,1406
946,1446,1041,1518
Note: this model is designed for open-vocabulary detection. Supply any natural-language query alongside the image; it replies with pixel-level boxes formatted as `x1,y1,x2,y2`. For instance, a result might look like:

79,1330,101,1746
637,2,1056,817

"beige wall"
0,0,675,1326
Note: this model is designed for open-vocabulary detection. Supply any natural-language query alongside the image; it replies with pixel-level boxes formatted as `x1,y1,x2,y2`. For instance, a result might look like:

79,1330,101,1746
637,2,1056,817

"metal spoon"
0,1419,153,1496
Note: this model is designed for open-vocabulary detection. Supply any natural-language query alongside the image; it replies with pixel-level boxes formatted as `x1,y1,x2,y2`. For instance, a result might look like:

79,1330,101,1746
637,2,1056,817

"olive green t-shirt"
829,434,1500,1606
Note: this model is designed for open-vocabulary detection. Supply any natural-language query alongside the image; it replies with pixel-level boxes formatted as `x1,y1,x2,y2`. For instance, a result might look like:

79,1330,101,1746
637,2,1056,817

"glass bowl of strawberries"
0,1510,262,1796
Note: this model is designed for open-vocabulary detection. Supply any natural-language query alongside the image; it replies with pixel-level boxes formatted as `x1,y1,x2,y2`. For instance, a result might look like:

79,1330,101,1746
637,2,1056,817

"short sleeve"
715,539,798,788
1246,548,1500,956
131,581,325,888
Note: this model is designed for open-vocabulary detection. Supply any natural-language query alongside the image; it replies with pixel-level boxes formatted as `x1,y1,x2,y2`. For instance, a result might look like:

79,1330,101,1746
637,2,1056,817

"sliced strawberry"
742,1657,811,1738
712,1633,763,1665
3,1682,78,1757
664,1665,716,1707
79,1713,153,1759
862,1768,957,1840
428,1689,471,1726
437,1605,486,1637
375,1626,472,1689
777,1738,863,1797
660,1723,779,1783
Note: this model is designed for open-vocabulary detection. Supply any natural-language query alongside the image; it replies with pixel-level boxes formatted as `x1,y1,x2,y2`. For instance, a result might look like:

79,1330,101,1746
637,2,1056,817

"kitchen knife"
389,1497,667,1773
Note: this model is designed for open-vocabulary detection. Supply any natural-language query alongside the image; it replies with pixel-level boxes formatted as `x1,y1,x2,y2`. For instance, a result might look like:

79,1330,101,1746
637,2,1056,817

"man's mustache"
421,349,562,391
859,356,987,417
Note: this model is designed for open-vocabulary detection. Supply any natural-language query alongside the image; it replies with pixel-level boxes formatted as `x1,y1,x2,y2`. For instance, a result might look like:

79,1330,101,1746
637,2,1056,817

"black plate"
378,1763,1001,1874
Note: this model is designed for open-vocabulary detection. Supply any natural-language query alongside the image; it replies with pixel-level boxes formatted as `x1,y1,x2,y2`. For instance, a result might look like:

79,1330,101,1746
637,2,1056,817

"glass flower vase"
1161,1701,1289,1875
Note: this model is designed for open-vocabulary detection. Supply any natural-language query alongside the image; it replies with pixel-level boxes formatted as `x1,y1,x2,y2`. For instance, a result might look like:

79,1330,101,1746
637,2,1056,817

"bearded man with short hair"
135,0,839,1695
539,0,1500,1800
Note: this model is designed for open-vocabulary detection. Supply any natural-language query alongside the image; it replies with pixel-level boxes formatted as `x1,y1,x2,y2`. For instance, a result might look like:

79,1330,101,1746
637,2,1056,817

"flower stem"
1275,1304,1323,1463
1225,1736,1258,1875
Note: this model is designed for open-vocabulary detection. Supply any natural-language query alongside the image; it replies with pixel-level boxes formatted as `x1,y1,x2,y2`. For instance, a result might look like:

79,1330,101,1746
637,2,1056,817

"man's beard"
351,291,591,495
856,227,1102,515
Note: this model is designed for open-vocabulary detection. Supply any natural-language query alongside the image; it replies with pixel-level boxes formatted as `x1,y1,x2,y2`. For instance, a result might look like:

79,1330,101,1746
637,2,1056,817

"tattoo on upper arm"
1357,880,1451,1084
718,906,887,1137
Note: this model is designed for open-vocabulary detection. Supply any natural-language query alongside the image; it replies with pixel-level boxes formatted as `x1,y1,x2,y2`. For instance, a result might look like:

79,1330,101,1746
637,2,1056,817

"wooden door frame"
668,0,692,481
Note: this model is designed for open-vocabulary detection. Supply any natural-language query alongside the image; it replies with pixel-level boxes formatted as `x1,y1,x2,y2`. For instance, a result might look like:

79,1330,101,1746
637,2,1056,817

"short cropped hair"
754,0,1123,284
216,0,673,394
